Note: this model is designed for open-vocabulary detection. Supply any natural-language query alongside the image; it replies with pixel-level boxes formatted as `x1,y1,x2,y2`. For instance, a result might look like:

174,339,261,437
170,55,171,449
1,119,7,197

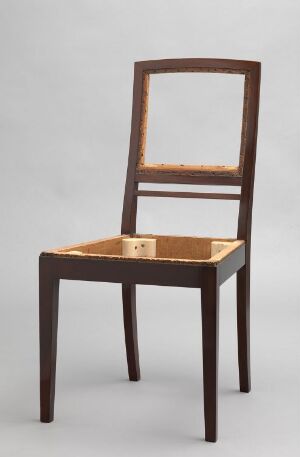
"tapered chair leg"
39,260,60,422
201,269,219,442
237,262,251,392
122,284,140,381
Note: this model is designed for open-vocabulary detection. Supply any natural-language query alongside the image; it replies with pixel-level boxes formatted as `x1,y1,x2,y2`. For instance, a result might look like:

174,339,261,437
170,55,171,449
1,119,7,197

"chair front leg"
201,268,219,442
39,258,60,422
122,284,140,381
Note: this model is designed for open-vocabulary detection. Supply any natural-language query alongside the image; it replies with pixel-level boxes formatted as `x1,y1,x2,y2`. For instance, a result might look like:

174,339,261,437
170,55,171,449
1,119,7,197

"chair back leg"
122,284,140,381
237,261,251,392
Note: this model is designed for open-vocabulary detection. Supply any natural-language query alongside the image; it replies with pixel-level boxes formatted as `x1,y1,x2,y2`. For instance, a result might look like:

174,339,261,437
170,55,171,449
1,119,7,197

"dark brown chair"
39,58,260,442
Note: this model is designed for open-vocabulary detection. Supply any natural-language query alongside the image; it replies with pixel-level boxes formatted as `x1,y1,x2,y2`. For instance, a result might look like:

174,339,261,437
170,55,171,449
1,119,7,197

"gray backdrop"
0,1,299,456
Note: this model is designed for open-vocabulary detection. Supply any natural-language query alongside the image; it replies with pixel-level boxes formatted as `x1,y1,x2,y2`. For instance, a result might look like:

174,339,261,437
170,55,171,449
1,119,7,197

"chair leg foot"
237,263,251,393
201,269,219,442
122,284,140,381
39,259,60,422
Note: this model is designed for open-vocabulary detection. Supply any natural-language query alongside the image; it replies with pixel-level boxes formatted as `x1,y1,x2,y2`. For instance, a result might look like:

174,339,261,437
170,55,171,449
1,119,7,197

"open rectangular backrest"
122,58,260,243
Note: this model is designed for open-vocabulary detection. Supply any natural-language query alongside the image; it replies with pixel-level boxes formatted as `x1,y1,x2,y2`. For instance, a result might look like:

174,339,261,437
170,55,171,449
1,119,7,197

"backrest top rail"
135,58,259,73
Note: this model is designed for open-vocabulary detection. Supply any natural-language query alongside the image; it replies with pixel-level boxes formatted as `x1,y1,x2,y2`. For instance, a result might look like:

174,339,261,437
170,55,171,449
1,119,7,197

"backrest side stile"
121,58,261,242
237,63,261,243
121,64,146,234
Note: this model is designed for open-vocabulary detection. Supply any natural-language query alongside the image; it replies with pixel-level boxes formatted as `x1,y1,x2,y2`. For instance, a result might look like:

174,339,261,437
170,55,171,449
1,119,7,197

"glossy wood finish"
39,58,260,441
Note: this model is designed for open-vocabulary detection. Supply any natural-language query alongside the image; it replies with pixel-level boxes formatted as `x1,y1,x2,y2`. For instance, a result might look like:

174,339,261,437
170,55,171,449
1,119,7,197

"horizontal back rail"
135,190,241,200
135,171,242,186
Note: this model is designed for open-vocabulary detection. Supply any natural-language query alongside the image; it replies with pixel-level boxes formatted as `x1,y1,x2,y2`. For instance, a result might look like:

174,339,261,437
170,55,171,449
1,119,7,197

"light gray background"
0,1,299,456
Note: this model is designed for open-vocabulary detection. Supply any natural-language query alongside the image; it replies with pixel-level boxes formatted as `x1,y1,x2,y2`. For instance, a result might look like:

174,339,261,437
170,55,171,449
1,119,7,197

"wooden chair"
39,58,260,442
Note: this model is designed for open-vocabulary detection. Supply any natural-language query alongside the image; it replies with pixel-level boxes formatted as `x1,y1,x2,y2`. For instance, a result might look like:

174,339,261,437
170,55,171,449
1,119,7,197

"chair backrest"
121,58,261,246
